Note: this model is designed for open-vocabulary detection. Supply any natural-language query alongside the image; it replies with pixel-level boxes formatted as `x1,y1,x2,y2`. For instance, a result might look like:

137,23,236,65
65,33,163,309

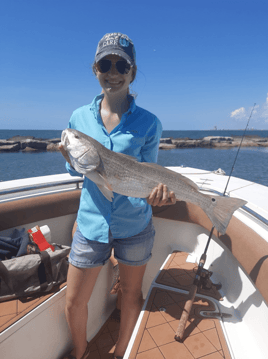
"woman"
60,32,176,359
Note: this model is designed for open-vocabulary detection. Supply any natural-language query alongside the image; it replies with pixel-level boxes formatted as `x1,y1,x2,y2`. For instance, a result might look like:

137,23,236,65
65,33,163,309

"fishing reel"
193,266,222,291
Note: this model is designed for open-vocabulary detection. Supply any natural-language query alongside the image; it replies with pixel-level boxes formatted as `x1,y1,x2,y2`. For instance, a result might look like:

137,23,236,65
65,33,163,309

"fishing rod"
174,103,256,342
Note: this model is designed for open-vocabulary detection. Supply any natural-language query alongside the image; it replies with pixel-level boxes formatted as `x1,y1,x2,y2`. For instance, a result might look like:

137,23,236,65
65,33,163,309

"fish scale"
61,128,247,234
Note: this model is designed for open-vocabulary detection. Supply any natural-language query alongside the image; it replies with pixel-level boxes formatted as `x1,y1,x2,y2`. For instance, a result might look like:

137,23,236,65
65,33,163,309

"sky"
0,0,268,131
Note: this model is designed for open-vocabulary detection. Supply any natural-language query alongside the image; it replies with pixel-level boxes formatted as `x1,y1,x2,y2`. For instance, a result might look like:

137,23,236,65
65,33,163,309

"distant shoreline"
159,135,268,149
0,135,268,152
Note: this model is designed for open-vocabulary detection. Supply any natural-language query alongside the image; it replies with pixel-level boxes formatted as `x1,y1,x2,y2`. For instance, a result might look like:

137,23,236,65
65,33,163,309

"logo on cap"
119,37,129,47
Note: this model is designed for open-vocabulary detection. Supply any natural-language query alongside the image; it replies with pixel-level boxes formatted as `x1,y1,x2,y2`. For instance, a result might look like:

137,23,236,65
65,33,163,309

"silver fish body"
61,128,247,234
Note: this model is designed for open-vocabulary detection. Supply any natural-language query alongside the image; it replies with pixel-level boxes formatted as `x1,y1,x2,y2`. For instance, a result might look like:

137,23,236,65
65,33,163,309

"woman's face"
95,54,134,96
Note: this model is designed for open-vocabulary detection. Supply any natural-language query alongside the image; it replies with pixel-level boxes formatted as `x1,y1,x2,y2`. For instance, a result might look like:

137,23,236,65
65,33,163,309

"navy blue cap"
94,33,136,66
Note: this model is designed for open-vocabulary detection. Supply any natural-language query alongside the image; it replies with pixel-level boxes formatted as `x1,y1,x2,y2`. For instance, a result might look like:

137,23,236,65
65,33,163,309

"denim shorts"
69,218,155,269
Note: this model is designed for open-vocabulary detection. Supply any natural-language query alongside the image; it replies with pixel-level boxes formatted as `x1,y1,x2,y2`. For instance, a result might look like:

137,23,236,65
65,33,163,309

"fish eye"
74,134,79,139
212,198,216,202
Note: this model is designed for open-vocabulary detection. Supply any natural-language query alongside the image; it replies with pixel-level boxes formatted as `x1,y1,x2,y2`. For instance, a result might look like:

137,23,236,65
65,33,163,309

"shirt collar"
90,93,136,117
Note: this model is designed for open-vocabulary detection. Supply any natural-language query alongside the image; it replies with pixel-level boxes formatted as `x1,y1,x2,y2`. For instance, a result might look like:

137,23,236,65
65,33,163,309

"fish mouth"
61,130,70,148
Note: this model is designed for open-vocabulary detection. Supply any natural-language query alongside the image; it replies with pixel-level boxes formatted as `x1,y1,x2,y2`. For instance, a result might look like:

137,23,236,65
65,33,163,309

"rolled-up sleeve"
64,113,83,178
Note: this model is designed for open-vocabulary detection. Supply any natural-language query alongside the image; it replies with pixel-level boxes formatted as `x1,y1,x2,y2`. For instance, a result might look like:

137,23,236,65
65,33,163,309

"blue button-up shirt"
66,94,162,243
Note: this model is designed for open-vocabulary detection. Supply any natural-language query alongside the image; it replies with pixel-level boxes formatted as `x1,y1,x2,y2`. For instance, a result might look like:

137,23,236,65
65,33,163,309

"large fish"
61,128,247,234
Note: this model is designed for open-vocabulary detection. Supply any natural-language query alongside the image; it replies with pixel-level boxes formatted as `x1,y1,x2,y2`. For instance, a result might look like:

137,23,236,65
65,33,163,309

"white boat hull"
0,169,268,359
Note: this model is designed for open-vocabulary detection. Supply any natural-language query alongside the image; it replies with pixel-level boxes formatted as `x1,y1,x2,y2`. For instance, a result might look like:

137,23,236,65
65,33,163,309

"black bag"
0,244,70,303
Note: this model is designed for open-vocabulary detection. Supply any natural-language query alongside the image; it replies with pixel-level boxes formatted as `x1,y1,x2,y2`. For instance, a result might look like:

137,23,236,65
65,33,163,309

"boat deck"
1,251,231,358
128,287,230,359
0,283,66,333
83,251,231,358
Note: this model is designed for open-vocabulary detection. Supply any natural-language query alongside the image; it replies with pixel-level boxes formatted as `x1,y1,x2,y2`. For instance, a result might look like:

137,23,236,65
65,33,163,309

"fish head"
61,129,100,174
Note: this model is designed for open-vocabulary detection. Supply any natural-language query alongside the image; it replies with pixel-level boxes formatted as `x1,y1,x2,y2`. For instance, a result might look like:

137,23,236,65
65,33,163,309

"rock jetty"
0,135,267,152
159,136,268,149
0,136,60,152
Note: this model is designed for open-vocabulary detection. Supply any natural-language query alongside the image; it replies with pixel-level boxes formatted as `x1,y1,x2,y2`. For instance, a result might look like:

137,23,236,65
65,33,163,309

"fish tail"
205,195,247,234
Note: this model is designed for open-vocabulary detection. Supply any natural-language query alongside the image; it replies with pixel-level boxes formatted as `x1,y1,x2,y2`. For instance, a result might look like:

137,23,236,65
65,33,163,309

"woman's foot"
63,342,90,359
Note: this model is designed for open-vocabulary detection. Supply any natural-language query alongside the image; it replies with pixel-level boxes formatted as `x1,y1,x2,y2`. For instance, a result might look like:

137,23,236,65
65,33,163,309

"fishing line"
223,103,256,196
175,103,256,342
195,104,256,257
202,104,256,257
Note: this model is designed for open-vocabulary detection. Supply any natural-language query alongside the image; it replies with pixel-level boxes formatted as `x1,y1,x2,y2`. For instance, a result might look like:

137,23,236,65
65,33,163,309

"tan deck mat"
129,287,231,359
156,251,222,301
0,283,66,334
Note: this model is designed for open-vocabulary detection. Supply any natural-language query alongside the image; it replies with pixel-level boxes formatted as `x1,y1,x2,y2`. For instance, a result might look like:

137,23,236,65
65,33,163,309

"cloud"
260,93,268,120
230,107,246,119
230,93,268,123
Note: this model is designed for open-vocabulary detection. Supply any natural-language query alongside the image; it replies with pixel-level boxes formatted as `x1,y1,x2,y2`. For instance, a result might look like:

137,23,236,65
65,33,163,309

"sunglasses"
96,59,132,75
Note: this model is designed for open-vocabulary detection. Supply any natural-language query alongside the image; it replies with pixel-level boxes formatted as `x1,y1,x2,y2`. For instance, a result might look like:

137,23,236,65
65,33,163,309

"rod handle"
174,284,198,342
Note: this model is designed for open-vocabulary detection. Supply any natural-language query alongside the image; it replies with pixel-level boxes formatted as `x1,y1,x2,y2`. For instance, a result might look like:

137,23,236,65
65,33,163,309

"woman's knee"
65,295,81,311
120,286,143,301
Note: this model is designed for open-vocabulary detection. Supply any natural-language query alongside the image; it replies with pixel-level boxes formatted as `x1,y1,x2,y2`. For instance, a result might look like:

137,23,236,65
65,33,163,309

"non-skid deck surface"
128,287,230,359
85,251,229,358
156,251,222,300
85,309,121,358
0,283,66,334
85,289,230,359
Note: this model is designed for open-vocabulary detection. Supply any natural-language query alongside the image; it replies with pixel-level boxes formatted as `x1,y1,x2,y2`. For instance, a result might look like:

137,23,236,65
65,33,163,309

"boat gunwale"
0,175,267,228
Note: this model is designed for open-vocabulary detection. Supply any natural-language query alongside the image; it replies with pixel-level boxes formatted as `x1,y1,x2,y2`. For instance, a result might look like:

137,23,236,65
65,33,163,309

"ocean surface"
1,129,268,187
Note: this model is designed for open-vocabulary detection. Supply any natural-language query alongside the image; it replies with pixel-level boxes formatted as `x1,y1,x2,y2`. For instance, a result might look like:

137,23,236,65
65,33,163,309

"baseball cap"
94,33,136,66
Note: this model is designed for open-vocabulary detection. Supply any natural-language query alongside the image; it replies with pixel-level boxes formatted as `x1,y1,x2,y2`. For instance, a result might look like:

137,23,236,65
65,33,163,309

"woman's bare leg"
64,264,102,359
113,263,146,357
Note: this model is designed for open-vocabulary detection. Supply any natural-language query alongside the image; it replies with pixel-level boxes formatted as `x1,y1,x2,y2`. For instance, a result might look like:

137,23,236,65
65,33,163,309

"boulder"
22,146,39,152
0,143,20,151
160,138,173,144
47,143,60,151
47,138,61,144
20,139,48,150
159,143,177,150
0,140,20,147
7,135,36,141
203,136,233,142
173,140,198,148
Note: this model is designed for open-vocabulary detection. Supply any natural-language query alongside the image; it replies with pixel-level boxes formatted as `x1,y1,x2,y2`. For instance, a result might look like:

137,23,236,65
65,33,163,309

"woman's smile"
96,54,133,95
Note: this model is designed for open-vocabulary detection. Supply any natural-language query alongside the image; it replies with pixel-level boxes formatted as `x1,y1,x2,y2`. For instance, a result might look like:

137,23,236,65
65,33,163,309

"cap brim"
95,49,134,66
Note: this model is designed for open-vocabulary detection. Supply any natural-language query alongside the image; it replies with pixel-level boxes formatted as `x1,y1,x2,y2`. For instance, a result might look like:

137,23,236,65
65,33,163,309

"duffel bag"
0,244,70,303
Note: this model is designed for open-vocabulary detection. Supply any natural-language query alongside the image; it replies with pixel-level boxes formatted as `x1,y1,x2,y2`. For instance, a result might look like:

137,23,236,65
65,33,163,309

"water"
161,129,268,139
1,130,268,186
0,129,62,140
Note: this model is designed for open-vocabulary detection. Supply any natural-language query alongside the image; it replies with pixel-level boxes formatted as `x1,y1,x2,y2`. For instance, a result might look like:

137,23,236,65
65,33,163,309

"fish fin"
97,172,113,191
85,171,113,191
141,162,199,190
85,170,114,201
206,195,247,234
96,184,114,202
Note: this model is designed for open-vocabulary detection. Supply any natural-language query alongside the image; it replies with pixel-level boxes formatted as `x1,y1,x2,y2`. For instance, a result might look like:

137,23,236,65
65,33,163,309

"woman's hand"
146,183,176,207
58,143,71,165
